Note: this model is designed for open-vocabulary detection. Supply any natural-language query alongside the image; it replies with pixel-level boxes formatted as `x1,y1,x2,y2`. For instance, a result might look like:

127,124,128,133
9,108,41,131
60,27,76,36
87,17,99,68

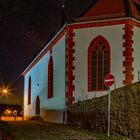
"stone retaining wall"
68,82,140,140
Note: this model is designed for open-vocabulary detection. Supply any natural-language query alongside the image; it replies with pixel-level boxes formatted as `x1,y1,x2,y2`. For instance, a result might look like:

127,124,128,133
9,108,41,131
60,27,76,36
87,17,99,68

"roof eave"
22,23,67,76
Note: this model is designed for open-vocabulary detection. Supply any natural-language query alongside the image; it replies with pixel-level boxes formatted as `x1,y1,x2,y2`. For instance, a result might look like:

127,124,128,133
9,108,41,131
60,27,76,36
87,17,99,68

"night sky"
0,0,94,105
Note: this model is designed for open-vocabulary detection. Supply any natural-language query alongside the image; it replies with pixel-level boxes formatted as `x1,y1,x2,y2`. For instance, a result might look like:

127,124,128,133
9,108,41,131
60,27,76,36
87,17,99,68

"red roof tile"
76,0,140,22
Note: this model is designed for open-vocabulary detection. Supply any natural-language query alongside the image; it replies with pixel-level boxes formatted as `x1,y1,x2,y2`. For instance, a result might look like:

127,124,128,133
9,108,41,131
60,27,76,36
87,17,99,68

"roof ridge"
75,0,140,22
123,0,132,17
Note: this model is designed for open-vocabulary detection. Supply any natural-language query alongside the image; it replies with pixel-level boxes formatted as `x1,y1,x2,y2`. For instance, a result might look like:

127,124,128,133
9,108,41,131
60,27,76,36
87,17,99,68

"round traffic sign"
104,74,115,87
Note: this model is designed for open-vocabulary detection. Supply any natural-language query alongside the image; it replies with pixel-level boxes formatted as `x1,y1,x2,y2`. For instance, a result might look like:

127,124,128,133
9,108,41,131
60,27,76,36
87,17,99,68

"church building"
22,0,140,123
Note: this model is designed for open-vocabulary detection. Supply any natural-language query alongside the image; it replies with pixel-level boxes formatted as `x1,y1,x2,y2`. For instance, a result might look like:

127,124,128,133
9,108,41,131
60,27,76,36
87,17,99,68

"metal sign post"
104,74,115,138
107,88,111,137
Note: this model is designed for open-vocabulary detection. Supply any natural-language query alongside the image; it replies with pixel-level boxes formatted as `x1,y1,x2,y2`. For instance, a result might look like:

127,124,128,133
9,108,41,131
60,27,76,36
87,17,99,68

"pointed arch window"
88,35,110,91
28,76,31,105
36,96,40,114
48,56,53,99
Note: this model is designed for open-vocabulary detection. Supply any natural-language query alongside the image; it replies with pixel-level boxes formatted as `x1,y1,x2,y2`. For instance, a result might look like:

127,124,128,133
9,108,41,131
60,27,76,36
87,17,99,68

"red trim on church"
23,19,140,77
70,19,127,29
66,25,75,105
48,56,53,99
70,19,140,29
123,24,134,85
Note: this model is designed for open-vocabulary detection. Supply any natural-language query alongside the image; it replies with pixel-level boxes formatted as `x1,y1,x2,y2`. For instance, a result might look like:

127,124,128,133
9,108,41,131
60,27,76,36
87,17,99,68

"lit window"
88,35,110,91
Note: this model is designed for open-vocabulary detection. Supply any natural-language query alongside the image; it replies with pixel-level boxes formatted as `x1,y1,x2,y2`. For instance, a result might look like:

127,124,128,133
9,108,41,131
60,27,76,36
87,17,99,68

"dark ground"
7,121,97,140
0,121,129,140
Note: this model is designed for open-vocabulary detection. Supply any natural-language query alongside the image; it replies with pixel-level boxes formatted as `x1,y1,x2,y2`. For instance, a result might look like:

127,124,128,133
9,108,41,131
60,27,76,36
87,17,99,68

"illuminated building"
23,0,140,123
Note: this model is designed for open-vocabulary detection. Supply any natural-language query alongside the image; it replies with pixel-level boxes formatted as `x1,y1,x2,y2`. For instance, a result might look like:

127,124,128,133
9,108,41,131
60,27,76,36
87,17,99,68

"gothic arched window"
48,56,53,99
28,76,31,105
36,96,40,114
88,35,110,91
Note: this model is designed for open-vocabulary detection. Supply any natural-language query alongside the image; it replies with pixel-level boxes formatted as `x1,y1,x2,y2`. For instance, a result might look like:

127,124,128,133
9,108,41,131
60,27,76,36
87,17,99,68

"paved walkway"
8,121,97,140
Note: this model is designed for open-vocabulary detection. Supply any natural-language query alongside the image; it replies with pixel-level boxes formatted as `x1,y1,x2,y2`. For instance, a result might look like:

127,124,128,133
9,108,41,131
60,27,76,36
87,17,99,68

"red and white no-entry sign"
104,73,115,87
104,73,115,137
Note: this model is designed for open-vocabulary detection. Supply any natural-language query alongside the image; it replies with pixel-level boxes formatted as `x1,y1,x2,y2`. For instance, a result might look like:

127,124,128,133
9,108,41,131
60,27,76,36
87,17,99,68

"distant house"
22,0,140,123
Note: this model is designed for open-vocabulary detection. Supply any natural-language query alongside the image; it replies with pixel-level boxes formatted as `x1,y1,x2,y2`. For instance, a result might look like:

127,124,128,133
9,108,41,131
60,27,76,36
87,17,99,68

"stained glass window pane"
92,51,97,90
98,51,103,89
104,50,109,89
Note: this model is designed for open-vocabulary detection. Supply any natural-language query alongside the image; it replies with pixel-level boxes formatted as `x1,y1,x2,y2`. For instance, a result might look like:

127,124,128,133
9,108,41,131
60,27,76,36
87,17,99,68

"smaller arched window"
36,96,40,114
28,76,31,105
48,56,53,99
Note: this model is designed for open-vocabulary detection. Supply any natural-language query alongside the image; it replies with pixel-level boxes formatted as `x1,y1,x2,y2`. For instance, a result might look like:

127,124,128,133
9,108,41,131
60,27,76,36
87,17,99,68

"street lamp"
0,86,12,97
4,108,12,116
3,89,7,93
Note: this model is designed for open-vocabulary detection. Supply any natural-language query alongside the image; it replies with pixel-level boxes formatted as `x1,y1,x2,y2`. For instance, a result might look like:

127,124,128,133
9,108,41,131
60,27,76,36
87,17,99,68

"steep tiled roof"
76,0,140,22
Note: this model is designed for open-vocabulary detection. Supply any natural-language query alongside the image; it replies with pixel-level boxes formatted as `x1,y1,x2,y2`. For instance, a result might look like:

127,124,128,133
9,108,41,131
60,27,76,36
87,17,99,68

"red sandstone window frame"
88,35,110,92
28,76,31,105
48,56,53,99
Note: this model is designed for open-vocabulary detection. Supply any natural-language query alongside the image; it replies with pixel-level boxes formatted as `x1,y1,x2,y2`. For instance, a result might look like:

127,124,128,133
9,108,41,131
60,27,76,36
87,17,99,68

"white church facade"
23,0,140,123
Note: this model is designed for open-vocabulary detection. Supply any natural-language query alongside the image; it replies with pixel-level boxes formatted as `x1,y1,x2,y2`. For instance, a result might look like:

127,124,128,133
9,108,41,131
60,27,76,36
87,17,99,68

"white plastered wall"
133,26,140,82
73,24,124,101
24,35,66,123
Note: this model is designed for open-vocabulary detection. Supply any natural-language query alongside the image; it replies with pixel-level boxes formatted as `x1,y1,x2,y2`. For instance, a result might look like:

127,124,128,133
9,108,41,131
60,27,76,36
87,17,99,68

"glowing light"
0,85,13,97
13,110,17,116
8,110,11,114
4,108,12,115
3,89,7,93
